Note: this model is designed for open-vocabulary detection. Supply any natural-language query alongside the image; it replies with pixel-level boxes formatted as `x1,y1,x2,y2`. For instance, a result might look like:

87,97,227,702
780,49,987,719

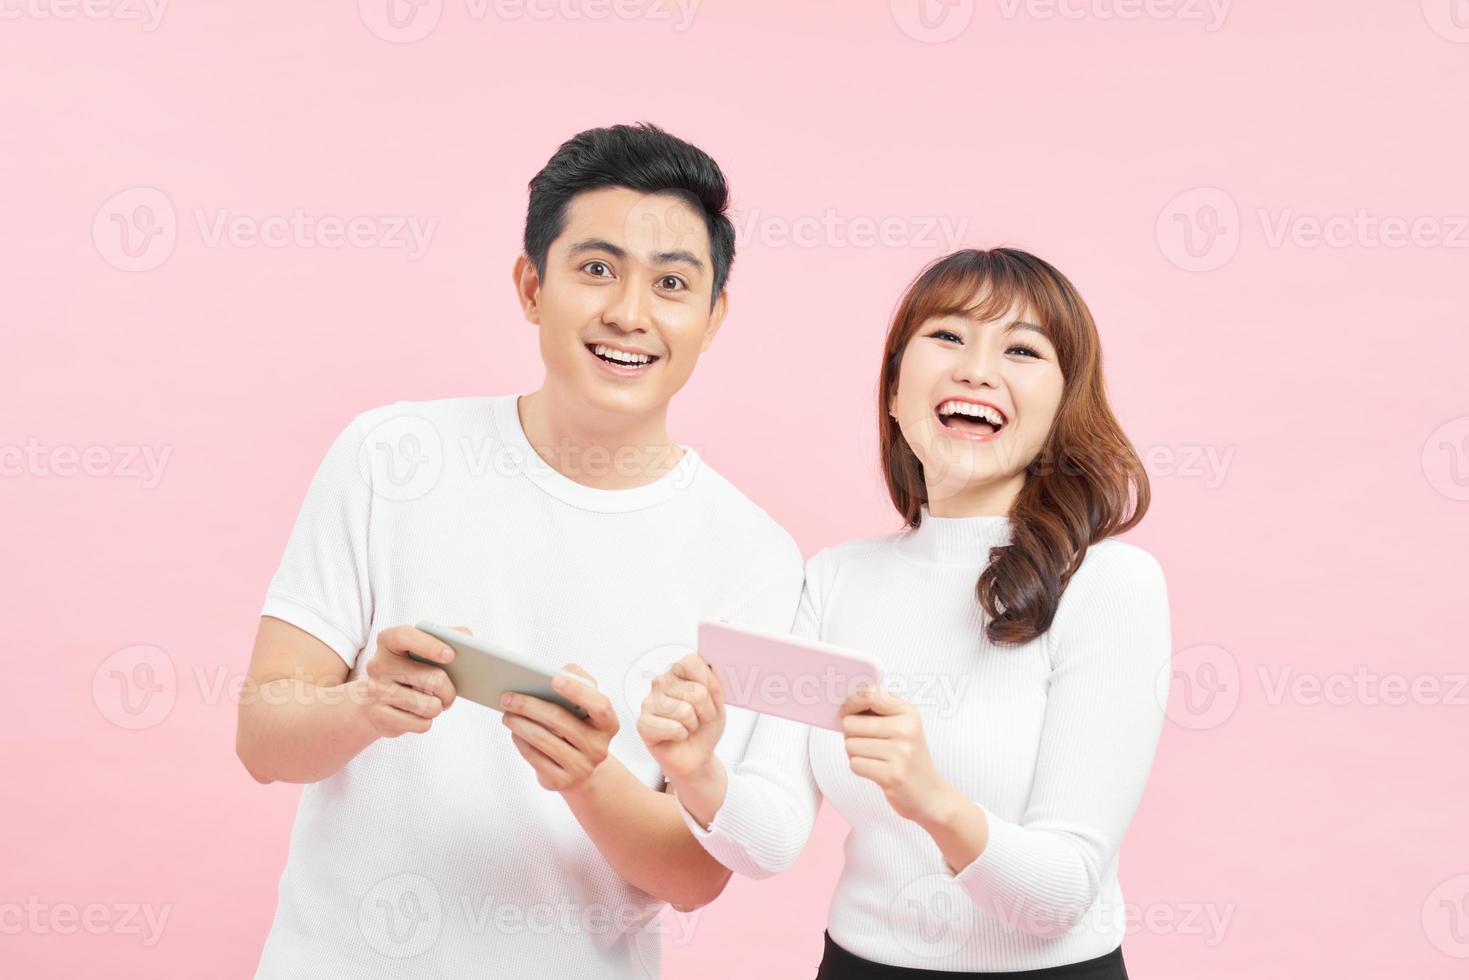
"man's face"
516,186,727,423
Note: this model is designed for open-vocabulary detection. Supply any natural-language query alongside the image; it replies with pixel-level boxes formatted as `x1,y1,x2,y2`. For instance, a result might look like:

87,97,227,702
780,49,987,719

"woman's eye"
1007,345,1041,359
582,261,613,278
658,275,686,291
929,330,962,343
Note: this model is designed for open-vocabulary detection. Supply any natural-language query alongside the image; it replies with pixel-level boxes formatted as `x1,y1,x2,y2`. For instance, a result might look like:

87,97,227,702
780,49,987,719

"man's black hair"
523,123,735,306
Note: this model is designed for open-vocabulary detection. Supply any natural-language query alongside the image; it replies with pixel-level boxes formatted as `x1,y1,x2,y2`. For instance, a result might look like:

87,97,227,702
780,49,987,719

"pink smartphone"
697,619,883,731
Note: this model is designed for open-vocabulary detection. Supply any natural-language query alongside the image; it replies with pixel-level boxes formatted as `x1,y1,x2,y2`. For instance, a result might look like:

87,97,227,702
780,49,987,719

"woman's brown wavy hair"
878,248,1149,645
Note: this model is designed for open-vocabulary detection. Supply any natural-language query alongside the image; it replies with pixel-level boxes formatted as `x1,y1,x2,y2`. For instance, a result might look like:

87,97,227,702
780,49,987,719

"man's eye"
582,261,613,278
658,275,686,291
929,330,962,343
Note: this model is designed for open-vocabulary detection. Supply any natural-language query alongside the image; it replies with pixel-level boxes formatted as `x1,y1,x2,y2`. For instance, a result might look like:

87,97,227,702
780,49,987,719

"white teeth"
938,400,1006,426
593,344,653,365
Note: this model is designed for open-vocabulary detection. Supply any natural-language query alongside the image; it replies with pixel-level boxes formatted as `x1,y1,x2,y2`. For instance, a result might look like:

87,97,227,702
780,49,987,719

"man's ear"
698,289,730,353
513,253,542,324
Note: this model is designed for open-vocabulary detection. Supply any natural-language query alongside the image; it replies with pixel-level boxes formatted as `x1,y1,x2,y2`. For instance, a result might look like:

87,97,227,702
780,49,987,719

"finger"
387,664,456,709
509,732,566,776
842,683,903,717
561,663,597,686
641,683,697,738
373,703,431,735
381,680,444,720
670,653,713,686
501,692,591,754
843,736,892,761
552,667,618,732
637,712,690,745
504,714,578,769
450,625,474,637
649,677,701,735
839,686,875,717
382,624,455,665
661,677,716,725
706,666,725,712
848,755,885,784
840,712,894,738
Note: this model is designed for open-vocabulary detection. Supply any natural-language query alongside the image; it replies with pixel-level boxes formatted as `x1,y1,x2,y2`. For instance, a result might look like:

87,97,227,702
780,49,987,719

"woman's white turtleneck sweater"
677,508,1172,972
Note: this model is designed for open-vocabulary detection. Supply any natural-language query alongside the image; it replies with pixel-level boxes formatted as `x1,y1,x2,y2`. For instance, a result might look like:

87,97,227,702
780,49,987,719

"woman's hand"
636,654,730,828
637,653,726,783
840,684,959,824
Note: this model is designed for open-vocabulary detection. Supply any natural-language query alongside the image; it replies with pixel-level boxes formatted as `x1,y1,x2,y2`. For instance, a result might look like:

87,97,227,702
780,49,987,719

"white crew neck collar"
491,393,701,513
896,504,1013,565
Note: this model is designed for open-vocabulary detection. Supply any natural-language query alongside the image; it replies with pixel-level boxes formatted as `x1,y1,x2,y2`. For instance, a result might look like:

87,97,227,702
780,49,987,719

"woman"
638,248,1171,978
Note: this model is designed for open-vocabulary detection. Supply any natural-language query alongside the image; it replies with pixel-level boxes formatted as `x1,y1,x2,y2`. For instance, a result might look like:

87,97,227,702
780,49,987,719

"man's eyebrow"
567,238,627,260
651,249,705,271
566,238,705,272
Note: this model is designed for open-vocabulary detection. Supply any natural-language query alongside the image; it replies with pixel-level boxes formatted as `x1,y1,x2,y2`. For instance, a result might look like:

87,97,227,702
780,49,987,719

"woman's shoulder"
1072,537,1166,585
803,528,908,581
1051,537,1170,635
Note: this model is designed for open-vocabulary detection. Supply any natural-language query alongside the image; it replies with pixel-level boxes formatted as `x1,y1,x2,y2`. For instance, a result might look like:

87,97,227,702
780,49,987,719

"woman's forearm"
561,757,733,910
665,757,728,829
914,783,991,874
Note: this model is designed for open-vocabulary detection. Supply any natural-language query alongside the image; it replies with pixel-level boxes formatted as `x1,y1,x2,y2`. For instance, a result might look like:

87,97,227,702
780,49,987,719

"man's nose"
602,279,653,333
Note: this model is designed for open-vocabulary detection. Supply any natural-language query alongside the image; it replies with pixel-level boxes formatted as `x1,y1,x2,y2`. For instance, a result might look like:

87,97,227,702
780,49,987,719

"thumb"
562,663,598,687
450,625,473,636
706,663,726,713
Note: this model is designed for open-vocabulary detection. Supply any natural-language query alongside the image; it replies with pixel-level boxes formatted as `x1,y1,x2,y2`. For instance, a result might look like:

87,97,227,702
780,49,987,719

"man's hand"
500,665,620,793
353,624,466,739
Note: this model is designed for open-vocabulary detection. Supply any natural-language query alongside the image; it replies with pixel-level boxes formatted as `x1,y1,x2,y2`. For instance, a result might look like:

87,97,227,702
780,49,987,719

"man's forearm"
561,758,733,910
236,678,377,784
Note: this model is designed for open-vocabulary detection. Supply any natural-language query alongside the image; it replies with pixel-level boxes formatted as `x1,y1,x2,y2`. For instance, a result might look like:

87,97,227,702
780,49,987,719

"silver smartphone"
407,621,591,719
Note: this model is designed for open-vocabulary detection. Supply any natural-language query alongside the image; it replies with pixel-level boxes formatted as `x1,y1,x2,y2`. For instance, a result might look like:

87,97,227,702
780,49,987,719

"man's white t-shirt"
252,393,804,980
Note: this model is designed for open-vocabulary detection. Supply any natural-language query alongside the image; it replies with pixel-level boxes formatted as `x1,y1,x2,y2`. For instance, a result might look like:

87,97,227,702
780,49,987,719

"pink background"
4,2,1468,977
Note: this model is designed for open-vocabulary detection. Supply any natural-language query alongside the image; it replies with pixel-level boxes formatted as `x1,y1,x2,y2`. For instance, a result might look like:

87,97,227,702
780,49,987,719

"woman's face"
889,302,1065,514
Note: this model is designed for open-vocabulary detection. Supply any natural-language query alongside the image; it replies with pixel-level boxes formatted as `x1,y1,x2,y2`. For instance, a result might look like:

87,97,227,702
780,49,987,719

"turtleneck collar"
895,505,1012,566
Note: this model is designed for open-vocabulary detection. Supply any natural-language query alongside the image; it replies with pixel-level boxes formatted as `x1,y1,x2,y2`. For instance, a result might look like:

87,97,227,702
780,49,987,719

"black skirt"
815,932,1128,980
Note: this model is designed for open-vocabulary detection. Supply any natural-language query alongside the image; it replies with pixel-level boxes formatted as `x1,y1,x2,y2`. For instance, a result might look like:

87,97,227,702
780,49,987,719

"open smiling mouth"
935,399,1008,437
586,343,661,371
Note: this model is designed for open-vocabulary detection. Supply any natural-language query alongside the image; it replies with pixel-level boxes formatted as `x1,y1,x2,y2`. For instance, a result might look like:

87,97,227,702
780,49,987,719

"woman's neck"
923,471,1024,518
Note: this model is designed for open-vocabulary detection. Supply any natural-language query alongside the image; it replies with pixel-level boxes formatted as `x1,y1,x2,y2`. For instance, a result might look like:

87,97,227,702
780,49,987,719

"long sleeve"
954,543,1172,935
706,528,806,768
676,558,827,878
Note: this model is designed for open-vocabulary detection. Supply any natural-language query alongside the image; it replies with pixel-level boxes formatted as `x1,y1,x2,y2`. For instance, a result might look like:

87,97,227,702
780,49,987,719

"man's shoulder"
685,458,801,567
348,394,504,436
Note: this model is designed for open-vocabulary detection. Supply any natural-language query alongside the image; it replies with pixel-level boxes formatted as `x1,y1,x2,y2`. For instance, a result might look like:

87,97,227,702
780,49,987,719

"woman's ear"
512,253,541,324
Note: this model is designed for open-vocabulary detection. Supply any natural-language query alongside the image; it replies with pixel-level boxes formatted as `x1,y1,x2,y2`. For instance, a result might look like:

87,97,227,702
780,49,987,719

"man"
236,123,803,978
